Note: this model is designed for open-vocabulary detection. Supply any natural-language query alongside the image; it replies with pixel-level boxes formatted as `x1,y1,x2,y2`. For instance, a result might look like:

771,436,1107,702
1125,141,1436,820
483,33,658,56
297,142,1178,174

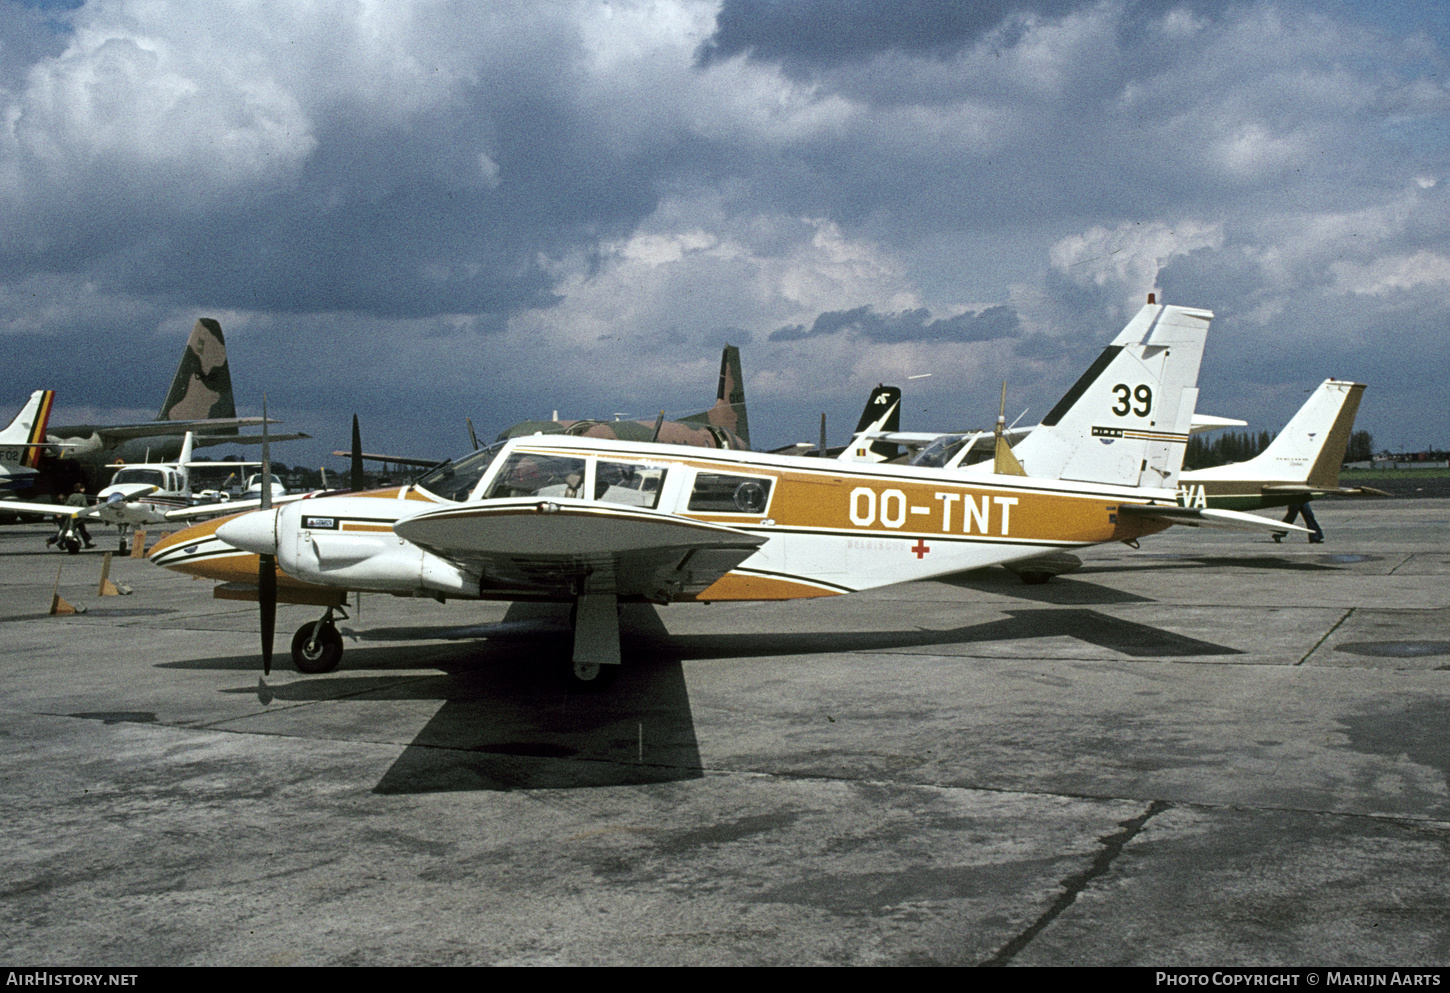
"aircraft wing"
57,417,275,442
0,498,103,521
164,490,318,521
1117,503,1313,534
195,431,311,446
328,450,444,468
393,499,767,600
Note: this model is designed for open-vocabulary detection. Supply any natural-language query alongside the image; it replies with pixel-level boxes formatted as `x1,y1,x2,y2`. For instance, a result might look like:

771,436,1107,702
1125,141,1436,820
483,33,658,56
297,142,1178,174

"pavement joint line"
978,799,1172,967
1385,553,1416,576
1296,607,1355,666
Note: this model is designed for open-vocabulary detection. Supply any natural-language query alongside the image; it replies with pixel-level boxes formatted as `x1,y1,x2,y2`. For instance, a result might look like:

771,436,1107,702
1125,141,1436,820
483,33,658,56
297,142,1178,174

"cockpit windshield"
416,441,507,502
112,468,167,488
910,435,970,469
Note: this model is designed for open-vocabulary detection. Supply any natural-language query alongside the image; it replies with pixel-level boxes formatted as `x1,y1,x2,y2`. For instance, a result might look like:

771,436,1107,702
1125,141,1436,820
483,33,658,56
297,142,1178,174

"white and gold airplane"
149,300,1308,687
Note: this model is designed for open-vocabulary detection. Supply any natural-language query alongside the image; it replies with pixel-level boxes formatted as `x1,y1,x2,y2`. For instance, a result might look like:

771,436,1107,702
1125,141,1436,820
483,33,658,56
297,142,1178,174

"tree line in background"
1183,429,1375,470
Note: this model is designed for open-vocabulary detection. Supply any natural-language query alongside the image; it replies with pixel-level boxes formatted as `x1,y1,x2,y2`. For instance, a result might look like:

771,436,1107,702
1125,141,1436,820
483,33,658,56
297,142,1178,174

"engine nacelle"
274,499,482,597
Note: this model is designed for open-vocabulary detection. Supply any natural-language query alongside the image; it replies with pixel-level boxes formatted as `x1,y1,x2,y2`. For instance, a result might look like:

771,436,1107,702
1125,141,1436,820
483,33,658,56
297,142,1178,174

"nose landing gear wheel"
563,658,618,693
291,622,343,673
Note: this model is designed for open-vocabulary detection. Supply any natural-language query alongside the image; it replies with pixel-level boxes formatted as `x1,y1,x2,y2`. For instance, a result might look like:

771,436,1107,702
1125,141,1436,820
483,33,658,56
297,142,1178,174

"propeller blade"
818,413,827,456
260,552,276,675
650,410,665,443
467,417,480,452
260,395,272,513
350,415,364,492
259,395,275,673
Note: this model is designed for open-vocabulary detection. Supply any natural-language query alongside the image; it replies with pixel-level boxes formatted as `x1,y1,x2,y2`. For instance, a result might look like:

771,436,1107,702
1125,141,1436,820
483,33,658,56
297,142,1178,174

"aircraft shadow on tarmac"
1084,553,1365,573
160,600,1239,795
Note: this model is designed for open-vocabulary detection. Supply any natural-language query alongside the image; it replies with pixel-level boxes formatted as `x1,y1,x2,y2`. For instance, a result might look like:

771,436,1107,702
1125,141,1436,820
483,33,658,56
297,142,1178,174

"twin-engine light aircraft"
150,300,1308,688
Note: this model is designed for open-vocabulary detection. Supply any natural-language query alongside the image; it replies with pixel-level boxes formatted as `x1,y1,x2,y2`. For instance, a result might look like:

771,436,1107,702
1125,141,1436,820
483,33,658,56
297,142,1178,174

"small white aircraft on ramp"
149,300,1309,687
5,432,265,552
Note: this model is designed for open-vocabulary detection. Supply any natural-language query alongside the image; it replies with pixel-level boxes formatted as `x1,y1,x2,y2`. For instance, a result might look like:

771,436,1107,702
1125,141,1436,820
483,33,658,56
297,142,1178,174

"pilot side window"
687,472,774,515
484,453,588,499
595,461,667,509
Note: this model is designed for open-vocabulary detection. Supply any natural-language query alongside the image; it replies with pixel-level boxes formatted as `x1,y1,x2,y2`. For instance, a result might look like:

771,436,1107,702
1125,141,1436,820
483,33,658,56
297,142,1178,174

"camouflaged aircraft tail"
157,319,236,430
679,344,749,449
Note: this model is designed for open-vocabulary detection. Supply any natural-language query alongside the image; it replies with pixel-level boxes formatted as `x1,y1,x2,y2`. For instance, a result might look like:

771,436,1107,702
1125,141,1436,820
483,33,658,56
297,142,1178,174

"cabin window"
595,461,668,509
687,472,774,514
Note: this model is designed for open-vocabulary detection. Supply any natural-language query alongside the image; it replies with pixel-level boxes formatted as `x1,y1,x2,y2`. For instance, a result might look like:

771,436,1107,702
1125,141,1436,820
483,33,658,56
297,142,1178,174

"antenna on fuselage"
994,382,1027,476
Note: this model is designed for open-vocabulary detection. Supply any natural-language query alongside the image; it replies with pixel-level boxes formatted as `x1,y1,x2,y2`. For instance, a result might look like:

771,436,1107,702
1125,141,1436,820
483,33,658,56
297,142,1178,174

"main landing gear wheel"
291,622,343,674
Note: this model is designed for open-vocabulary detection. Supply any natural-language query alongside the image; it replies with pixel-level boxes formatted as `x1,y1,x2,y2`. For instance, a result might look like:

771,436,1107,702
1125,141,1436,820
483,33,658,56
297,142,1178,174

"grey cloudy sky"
1,0,1446,464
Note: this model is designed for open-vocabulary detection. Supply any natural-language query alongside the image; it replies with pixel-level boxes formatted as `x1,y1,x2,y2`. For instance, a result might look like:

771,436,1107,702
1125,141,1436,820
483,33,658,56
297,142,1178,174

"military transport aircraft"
150,299,1309,688
0,390,56,497
1176,378,1380,542
496,344,750,450
45,318,307,480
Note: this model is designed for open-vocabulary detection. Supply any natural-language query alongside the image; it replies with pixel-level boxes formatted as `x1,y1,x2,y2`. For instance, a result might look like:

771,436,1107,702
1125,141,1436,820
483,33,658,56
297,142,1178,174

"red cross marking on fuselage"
911,540,930,559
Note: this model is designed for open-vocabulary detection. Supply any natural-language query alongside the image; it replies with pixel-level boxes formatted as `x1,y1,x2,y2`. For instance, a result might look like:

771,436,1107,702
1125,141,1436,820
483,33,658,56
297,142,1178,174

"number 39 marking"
1111,383,1152,417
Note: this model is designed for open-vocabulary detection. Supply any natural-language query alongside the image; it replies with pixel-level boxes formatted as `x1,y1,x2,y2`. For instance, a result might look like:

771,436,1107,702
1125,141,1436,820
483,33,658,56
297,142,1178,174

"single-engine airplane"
1176,378,1381,542
151,299,1309,687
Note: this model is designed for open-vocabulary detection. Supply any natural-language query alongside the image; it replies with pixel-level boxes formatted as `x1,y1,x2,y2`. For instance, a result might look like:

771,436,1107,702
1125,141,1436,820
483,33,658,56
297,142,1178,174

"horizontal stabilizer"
1117,503,1312,534
1190,414,1248,434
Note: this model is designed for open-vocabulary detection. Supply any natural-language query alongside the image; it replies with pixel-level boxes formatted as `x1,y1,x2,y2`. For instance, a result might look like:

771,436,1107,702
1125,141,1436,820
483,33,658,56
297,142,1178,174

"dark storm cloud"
770,304,1020,343
0,15,674,322
696,0,1240,70
697,0,1081,68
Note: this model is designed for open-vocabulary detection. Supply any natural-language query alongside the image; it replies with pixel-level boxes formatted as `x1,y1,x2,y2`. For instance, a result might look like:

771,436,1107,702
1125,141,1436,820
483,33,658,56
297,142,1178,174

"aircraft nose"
217,509,280,556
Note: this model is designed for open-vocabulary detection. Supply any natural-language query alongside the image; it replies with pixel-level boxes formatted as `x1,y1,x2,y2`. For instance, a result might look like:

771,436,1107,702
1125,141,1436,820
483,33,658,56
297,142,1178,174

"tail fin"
0,390,55,467
1218,380,1366,488
178,431,196,496
157,319,236,428
838,385,902,462
1006,302,1211,489
680,345,749,448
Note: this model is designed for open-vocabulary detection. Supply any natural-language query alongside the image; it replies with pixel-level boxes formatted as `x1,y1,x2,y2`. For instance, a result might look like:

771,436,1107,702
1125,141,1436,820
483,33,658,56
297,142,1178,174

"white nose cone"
217,509,280,555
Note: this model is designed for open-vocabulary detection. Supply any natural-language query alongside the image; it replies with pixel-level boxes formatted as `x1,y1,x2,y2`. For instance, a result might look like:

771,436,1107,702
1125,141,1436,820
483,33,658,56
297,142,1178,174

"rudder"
1010,302,1211,490
158,319,236,428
